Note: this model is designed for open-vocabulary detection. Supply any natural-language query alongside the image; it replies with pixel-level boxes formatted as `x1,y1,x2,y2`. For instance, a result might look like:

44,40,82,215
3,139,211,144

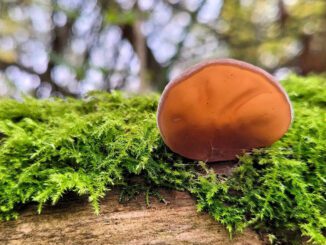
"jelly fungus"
157,59,293,161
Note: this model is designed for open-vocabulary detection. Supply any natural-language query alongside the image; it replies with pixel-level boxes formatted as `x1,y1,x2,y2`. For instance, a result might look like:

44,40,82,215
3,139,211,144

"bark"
0,189,262,245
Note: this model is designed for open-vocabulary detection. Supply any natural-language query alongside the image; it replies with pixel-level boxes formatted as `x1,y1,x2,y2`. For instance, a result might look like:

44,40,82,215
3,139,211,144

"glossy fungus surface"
157,59,293,161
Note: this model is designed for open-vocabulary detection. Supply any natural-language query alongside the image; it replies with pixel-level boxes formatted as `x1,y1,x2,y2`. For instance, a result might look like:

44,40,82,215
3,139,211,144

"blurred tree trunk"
40,16,75,97
297,31,326,74
277,1,326,74
121,24,167,91
132,20,148,91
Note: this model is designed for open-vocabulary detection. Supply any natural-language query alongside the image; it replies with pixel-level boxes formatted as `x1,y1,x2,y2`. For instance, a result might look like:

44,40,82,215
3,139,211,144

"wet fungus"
157,59,293,161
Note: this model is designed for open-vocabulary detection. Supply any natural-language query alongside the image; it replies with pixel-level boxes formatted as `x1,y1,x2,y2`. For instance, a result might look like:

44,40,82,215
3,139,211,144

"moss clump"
0,75,325,244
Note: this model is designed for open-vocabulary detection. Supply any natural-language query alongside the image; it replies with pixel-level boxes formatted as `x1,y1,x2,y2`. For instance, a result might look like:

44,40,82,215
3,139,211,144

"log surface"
0,190,262,245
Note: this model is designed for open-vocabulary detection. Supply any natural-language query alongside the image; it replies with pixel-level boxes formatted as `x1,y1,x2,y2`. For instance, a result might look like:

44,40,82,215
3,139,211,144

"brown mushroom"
157,59,293,162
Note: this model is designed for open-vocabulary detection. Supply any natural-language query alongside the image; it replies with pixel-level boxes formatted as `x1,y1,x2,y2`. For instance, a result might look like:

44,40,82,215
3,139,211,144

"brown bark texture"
0,190,262,245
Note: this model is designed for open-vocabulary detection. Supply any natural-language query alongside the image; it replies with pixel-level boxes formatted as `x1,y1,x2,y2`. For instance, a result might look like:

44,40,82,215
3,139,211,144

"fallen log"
0,190,262,245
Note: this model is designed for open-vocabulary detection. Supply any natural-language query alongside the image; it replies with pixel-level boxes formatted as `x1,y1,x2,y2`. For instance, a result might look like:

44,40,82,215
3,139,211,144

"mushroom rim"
156,59,294,139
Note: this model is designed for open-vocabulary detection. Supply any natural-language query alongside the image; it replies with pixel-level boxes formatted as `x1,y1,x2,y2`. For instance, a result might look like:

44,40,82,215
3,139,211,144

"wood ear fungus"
157,59,293,161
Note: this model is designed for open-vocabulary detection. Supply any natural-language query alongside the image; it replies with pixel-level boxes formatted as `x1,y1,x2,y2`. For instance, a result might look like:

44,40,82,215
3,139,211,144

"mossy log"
0,75,325,244
0,190,262,245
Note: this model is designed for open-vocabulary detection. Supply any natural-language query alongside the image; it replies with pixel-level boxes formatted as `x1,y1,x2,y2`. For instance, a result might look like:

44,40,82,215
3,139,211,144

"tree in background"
0,0,325,98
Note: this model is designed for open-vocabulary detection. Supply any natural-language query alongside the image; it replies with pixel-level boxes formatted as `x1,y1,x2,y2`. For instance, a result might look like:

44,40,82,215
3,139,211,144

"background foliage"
0,0,326,97
0,75,325,244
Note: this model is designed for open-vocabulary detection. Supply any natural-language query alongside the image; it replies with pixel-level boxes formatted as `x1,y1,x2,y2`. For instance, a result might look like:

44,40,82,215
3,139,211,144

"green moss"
0,76,325,244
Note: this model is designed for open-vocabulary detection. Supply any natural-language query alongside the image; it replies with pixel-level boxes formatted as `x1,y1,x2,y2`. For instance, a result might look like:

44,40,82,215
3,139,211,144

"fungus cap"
157,59,293,161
